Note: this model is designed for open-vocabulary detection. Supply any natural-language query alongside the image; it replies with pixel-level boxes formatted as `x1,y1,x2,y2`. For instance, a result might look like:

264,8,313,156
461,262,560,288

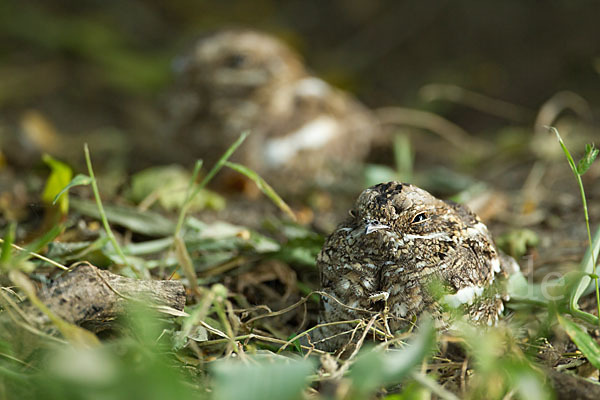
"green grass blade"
174,159,203,236
175,131,249,236
198,131,249,190
549,126,578,172
14,224,63,264
84,144,138,276
1,223,16,265
224,161,296,221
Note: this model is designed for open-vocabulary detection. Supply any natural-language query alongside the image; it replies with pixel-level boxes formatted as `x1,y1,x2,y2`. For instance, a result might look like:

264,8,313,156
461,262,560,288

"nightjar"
316,182,519,351
162,29,377,193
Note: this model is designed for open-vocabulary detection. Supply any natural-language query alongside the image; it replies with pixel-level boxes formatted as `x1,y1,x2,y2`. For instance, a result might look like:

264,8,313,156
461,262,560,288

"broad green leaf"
225,161,296,221
211,355,314,400
42,154,73,214
557,314,600,369
71,198,175,237
52,173,92,205
349,317,436,398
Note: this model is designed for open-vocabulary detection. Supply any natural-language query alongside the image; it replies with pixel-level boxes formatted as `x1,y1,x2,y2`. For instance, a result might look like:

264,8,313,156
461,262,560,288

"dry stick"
534,91,594,133
375,107,489,151
1,263,186,335
419,83,533,123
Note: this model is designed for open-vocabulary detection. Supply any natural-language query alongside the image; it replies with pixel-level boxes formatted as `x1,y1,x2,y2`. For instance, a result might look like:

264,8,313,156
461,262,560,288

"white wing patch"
264,116,340,167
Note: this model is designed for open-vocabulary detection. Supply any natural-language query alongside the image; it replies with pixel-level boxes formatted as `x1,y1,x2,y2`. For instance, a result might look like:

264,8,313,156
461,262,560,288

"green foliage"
576,143,598,175
0,306,201,400
557,314,600,370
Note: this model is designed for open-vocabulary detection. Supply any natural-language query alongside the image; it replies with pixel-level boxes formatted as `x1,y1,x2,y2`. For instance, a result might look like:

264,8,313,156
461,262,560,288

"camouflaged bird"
316,182,519,351
163,29,377,193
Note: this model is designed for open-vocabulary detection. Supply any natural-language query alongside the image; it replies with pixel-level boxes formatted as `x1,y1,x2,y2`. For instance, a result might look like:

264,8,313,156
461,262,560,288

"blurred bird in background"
162,30,379,195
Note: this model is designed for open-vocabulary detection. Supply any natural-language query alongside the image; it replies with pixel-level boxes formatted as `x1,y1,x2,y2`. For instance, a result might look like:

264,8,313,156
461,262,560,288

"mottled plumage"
316,182,518,351
163,29,377,193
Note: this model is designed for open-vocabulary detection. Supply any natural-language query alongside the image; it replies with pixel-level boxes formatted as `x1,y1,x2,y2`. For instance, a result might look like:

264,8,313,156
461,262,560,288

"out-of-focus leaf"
42,154,72,215
211,355,314,400
393,132,413,182
513,371,551,400
52,174,92,205
225,161,296,221
128,165,224,212
348,317,436,398
71,198,175,237
496,229,539,259
364,164,399,187
557,314,600,369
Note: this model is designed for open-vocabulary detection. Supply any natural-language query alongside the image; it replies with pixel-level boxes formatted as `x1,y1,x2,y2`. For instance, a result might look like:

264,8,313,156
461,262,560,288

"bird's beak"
365,222,390,234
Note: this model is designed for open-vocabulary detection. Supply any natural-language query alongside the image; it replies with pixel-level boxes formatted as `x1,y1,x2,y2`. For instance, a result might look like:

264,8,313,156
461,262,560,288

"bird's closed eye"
411,213,427,224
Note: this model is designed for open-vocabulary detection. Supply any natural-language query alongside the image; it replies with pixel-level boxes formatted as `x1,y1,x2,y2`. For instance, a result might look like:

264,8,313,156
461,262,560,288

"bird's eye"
411,213,427,224
224,53,247,68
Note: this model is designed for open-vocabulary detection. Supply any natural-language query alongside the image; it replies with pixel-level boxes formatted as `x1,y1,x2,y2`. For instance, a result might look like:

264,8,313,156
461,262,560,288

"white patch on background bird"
294,77,331,98
263,116,340,167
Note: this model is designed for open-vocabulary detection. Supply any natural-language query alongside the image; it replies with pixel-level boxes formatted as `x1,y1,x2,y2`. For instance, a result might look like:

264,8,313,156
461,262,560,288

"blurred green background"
1,0,598,150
